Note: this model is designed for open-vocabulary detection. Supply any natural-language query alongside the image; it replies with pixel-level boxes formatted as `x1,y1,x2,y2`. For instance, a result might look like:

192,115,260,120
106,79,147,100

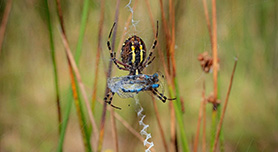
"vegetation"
0,0,277,151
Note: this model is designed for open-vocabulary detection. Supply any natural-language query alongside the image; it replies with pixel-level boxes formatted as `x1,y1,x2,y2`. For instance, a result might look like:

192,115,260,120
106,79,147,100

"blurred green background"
0,0,277,151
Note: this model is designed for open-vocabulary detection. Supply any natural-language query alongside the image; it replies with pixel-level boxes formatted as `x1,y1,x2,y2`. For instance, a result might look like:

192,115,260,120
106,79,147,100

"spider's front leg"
142,21,159,70
104,89,121,110
107,22,131,71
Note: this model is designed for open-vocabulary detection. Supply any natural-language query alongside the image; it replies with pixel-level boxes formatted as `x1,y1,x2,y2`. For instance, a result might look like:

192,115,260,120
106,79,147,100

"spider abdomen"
121,35,146,74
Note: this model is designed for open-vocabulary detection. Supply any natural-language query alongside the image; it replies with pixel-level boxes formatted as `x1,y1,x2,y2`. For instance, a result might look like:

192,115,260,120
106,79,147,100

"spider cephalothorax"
107,22,158,75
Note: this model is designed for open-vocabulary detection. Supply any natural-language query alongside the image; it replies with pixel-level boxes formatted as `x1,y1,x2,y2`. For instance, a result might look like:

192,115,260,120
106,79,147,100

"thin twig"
212,58,238,152
151,96,169,152
169,0,176,77
0,0,12,54
159,0,171,71
193,88,205,152
110,109,119,152
59,23,99,141
91,0,105,111
211,0,218,104
169,102,176,152
202,82,207,152
202,0,213,46
110,1,120,152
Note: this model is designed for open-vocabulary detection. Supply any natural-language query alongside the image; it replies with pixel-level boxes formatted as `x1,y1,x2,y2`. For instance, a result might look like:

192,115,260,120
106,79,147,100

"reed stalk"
44,0,61,133
75,0,90,65
193,88,205,152
152,96,169,152
212,59,238,152
55,0,98,150
91,0,105,112
202,82,207,152
0,0,12,54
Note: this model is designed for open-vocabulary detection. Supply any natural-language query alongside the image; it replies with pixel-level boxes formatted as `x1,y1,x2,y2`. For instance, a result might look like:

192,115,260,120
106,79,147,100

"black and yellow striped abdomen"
121,35,147,75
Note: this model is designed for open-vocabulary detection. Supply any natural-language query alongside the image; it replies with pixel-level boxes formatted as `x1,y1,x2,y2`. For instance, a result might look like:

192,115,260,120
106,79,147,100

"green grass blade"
169,77,189,152
57,88,73,151
75,0,90,65
54,0,93,151
44,0,62,133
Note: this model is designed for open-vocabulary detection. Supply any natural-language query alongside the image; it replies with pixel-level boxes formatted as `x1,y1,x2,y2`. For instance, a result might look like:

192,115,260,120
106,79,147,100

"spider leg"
152,88,176,103
107,22,131,71
104,89,121,110
142,21,158,69
144,56,156,68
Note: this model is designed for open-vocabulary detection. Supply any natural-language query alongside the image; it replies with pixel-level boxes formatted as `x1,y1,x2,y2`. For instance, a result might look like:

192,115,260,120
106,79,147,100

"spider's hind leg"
104,89,121,110
152,88,176,103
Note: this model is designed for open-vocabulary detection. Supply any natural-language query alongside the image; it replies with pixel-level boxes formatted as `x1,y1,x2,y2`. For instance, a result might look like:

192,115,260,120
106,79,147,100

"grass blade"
44,0,62,133
75,0,90,65
55,0,99,151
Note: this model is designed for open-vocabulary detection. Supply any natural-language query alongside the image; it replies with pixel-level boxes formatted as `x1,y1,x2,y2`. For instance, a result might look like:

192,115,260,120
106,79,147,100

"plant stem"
0,0,12,54
91,0,105,112
212,58,238,152
44,0,61,133
169,85,189,152
75,0,90,65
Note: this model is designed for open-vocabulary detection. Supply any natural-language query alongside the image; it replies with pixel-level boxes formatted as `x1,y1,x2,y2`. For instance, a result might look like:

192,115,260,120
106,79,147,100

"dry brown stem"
202,82,207,152
60,30,99,139
193,88,205,152
159,0,171,71
152,96,169,152
212,58,238,151
211,0,218,102
110,109,119,152
144,0,172,85
91,0,105,110
202,0,213,46
0,0,12,54
55,0,99,148
97,0,122,151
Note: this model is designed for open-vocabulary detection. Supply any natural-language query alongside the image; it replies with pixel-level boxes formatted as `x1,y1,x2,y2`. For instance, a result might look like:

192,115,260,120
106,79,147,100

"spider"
104,22,175,109
107,21,158,75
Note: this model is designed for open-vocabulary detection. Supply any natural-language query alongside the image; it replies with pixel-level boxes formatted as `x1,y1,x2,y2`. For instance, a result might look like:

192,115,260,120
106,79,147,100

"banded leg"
104,89,121,110
107,22,131,71
144,56,156,68
142,21,159,69
152,88,176,103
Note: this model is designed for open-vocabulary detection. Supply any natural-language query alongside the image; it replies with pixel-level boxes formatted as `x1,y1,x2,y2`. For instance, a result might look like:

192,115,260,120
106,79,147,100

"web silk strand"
134,95,154,152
